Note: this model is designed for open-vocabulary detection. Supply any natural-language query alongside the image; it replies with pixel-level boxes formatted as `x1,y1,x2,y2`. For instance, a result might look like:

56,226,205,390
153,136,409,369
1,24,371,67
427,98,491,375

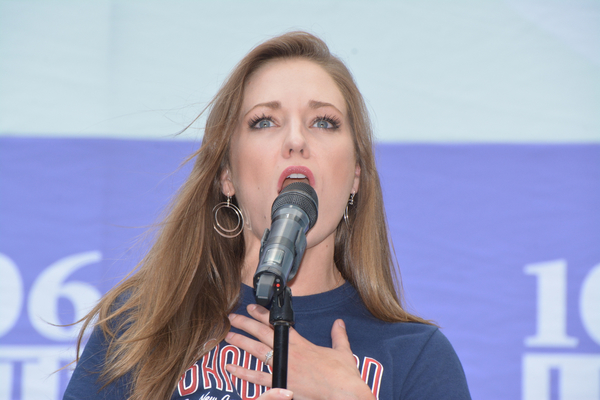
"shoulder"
63,324,132,399
345,314,452,364
384,321,446,351
395,324,471,399
335,290,471,399
349,319,471,399
63,292,135,399
394,323,461,370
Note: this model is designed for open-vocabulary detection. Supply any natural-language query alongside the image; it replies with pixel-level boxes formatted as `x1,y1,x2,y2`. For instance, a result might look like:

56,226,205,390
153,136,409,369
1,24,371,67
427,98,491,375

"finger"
257,388,294,400
226,364,274,389
225,331,273,363
331,319,352,352
244,306,309,347
229,313,274,346
247,303,270,324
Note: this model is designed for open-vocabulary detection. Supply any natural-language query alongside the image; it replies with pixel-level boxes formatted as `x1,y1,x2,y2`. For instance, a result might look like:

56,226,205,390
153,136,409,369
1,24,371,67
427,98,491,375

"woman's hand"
225,304,376,400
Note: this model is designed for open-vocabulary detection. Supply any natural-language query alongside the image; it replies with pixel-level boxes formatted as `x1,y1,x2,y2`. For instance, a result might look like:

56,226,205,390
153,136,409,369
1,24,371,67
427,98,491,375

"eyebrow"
243,101,281,117
309,100,342,114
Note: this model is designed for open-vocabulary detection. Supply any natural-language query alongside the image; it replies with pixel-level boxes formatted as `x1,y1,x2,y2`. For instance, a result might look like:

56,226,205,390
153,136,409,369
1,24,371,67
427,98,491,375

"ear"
352,163,360,194
220,168,235,197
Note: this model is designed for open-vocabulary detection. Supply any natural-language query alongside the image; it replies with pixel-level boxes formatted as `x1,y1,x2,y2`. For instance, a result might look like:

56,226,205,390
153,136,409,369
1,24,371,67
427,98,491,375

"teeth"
287,174,307,179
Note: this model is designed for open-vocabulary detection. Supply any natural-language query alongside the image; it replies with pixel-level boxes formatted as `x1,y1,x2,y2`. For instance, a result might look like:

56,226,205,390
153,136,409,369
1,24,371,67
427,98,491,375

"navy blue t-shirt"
64,283,471,399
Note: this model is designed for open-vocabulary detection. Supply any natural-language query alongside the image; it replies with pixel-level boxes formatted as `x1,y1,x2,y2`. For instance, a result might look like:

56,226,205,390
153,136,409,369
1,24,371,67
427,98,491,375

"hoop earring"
212,196,244,238
343,193,355,226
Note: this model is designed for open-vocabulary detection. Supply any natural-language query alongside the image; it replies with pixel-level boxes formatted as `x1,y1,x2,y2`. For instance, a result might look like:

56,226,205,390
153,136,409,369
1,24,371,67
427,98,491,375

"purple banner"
1,138,598,399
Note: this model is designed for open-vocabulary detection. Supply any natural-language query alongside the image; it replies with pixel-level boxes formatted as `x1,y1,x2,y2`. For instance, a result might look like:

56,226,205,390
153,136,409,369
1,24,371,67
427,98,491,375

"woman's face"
223,58,360,250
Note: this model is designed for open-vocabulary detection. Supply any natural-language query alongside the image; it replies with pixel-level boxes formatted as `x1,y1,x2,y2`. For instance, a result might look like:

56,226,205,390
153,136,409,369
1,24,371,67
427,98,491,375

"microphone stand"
269,286,294,388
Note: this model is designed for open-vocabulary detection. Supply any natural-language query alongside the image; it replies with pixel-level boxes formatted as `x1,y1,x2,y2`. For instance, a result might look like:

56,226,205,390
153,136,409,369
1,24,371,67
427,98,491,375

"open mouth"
281,173,310,190
278,166,315,193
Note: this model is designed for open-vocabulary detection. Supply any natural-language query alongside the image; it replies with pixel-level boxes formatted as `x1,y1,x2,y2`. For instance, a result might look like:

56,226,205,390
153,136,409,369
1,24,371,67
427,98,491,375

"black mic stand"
269,286,294,388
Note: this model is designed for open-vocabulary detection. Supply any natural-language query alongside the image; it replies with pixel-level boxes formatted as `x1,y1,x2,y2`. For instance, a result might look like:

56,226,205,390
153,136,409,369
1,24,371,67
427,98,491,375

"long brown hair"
74,31,429,400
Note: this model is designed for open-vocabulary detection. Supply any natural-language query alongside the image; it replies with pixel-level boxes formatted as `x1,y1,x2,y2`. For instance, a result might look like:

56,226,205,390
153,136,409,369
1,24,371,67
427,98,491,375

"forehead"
242,58,347,114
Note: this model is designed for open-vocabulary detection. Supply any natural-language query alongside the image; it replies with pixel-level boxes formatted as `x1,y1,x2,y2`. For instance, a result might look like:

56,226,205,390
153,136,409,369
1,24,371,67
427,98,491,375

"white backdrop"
1,0,598,142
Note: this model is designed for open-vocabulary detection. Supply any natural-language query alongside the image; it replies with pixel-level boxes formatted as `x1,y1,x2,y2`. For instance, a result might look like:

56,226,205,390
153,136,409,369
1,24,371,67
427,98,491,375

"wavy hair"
74,31,429,400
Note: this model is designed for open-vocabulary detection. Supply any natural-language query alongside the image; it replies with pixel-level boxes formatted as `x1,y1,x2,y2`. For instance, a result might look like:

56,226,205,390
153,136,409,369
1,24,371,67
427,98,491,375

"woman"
64,31,471,400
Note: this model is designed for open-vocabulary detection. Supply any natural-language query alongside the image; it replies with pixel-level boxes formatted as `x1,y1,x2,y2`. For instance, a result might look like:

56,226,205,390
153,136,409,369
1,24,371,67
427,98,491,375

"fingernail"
248,304,257,312
225,332,234,340
278,389,293,398
338,319,346,329
228,313,236,321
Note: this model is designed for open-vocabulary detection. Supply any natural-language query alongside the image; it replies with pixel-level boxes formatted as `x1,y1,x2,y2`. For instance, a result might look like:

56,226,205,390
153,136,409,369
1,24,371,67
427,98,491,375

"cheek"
330,144,357,189
317,147,357,222
230,137,263,185
229,151,273,234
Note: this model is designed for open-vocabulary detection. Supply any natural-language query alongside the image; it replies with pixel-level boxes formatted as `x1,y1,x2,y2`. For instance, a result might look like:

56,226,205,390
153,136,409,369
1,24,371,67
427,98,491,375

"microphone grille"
272,182,319,229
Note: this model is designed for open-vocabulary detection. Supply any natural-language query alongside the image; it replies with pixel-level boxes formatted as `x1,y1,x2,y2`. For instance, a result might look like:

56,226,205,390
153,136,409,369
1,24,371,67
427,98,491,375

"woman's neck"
240,232,344,296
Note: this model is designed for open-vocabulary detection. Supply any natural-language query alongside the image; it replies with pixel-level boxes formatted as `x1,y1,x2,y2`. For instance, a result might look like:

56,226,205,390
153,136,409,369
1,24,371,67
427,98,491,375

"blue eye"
256,119,274,128
249,115,275,129
312,115,341,130
313,120,332,129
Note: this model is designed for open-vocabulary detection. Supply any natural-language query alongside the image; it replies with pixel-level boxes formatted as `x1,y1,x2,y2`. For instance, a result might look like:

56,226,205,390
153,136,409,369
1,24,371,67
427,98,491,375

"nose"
282,120,309,158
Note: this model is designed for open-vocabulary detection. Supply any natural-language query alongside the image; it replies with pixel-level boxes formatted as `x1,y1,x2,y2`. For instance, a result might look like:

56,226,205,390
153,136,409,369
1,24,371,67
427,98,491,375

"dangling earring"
213,195,244,238
343,192,355,226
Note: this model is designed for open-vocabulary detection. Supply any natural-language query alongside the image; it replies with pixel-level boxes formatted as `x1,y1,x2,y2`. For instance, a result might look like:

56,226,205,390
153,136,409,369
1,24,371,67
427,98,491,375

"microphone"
253,182,318,307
